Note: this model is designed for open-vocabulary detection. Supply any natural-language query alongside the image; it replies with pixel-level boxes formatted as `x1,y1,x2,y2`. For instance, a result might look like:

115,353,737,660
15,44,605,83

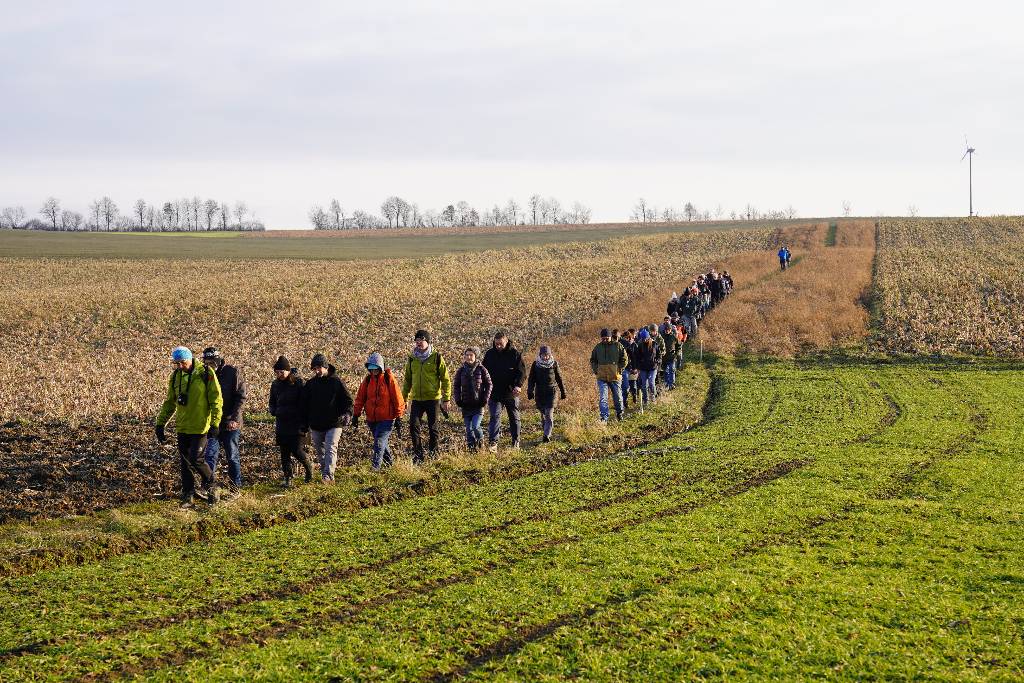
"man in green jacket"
156,346,224,505
402,329,452,464
590,328,627,422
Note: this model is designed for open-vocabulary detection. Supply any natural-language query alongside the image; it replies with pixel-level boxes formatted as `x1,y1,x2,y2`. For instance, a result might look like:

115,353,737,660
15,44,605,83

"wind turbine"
961,137,976,217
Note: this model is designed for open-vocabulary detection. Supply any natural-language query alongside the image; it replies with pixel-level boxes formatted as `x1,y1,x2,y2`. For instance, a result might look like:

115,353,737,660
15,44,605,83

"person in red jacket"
352,352,405,470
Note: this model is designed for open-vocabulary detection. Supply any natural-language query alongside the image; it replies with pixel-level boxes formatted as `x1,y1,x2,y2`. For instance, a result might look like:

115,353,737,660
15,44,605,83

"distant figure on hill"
778,245,791,270
527,345,566,443
155,346,224,506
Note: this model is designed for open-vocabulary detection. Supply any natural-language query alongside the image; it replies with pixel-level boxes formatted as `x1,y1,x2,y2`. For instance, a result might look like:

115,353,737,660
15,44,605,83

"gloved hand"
208,425,219,439
560,393,567,401
155,424,166,444
351,414,360,428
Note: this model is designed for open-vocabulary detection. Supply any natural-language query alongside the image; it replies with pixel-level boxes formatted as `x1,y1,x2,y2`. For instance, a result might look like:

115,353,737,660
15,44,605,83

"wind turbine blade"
961,150,969,161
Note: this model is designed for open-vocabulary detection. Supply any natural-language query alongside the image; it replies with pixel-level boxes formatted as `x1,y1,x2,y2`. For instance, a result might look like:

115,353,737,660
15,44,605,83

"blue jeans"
639,370,658,406
663,357,676,389
366,420,394,469
487,396,521,445
462,409,484,449
204,429,241,487
596,380,623,421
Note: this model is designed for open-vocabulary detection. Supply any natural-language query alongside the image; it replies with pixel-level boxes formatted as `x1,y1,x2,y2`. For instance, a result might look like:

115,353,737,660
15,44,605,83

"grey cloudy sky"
2,0,1021,227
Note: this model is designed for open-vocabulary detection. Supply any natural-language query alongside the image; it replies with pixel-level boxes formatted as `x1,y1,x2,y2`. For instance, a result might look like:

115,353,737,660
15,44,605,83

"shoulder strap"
436,351,442,379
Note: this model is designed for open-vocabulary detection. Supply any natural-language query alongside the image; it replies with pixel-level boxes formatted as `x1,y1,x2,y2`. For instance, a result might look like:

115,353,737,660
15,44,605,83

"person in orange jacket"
352,351,405,470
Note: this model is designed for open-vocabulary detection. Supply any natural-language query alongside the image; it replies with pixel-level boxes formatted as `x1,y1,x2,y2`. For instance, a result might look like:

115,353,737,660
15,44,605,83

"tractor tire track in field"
423,400,986,683
74,458,811,682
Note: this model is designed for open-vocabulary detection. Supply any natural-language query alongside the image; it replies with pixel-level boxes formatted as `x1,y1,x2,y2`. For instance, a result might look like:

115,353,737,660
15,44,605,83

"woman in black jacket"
268,356,313,486
527,346,566,443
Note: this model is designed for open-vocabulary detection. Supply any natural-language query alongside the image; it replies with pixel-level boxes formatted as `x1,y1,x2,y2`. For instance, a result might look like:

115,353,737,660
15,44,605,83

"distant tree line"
0,197,265,232
630,199,799,224
308,195,592,230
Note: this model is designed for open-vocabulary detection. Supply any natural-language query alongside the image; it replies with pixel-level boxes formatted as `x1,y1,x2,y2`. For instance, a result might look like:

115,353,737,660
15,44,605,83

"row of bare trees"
630,200,800,224
0,197,265,232
309,195,592,230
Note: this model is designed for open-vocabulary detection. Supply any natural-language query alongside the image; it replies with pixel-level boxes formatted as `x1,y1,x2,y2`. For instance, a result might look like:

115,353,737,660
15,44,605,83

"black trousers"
277,433,312,478
178,433,214,494
409,399,440,460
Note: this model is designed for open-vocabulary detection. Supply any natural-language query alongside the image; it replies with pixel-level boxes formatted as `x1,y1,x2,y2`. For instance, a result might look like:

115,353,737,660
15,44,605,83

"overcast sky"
2,0,1021,228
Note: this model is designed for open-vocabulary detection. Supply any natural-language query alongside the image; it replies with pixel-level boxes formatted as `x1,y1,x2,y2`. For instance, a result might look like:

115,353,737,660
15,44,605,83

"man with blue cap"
155,346,224,505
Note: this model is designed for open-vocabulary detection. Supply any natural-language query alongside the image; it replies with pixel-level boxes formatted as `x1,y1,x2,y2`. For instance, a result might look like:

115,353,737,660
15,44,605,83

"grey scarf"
412,345,433,362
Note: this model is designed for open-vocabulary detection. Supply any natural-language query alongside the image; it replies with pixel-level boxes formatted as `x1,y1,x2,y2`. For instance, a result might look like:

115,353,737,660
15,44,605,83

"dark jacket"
301,365,354,431
528,361,566,409
215,363,247,429
636,339,660,372
482,343,526,401
269,370,305,436
680,295,700,317
453,362,493,411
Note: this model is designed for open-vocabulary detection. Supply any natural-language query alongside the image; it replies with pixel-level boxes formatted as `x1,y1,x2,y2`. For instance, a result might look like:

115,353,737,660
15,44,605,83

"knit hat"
273,355,290,371
171,346,192,362
414,329,431,342
647,324,657,333
539,345,551,356
464,346,482,359
600,328,611,338
310,353,327,369
365,351,384,370
637,328,650,341
202,346,220,361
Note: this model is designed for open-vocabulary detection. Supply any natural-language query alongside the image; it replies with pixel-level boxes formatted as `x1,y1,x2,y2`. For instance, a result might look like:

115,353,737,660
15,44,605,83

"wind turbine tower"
961,139,977,217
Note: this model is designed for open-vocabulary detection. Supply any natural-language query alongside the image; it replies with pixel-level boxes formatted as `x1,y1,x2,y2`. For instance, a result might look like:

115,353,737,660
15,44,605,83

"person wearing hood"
659,317,680,390
402,329,452,464
620,328,640,409
453,346,492,451
634,328,660,410
155,346,224,505
200,346,247,493
301,353,354,483
269,355,313,486
483,331,527,452
679,287,700,339
590,328,627,422
352,352,405,471
527,345,566,442
666,292,680,318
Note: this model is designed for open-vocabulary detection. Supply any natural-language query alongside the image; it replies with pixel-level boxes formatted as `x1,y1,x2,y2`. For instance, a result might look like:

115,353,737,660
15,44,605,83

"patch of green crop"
1,360,1022,681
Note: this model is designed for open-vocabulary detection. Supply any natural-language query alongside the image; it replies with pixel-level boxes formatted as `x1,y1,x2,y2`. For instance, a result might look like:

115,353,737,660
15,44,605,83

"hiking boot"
428,450,438,461
179,490,195,506
206,484,220,504
542,435,551,444
510,441,521,451
488,443,498,454
282,476,292,488
412,453,425,465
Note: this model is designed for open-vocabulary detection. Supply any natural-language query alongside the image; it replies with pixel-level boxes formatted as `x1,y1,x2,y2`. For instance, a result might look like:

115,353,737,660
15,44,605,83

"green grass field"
3,357,1021,680
0,219,799,260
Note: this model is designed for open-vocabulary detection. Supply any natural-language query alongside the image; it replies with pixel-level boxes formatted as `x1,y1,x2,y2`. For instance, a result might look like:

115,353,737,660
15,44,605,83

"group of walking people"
153,271,734,506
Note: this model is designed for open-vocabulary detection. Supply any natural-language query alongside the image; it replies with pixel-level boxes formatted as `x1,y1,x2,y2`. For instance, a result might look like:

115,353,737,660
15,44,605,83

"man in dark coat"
201,347,247,492
301,353,354,482
482,331,526,452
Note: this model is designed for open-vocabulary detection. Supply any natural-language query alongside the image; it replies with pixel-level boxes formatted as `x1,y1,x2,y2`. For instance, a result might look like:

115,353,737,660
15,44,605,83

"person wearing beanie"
402,330,452,464
155,345,224,505
590,329,626,423
269,356,312,486
527,345,566,442
301,353,354,483
453,346,492,451
200,346,247,494
619,329,640,410
482,331,527,452
352,352,405,470
634,327,660,410
679,288,700,340
658,316,680,391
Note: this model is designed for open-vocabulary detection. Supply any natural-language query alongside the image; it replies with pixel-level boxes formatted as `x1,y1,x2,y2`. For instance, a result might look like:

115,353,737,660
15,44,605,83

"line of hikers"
154,271,734,505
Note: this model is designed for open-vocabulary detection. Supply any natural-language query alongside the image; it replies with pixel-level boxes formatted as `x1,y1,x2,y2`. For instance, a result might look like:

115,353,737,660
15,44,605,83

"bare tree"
380,197,399,228
785,205,798,219
219,202,230,230
441,204,455,227
202,199,218,230
455,200,472,226
632,198,649,224
528,194,541,225
308,205,330,230
40,197,61,230
841,200,852,217
683,202,697,221
62,211,83,230
1,206,26,229
100,197,119,231
907,204,918,217
329,198,342,229
233,201,248,229
133,199,147,230
571,201,592,225
505,198,519,225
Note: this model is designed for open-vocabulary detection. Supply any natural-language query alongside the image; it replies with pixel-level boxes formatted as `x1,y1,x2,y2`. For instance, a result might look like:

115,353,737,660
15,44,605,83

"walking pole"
700,339,704,363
